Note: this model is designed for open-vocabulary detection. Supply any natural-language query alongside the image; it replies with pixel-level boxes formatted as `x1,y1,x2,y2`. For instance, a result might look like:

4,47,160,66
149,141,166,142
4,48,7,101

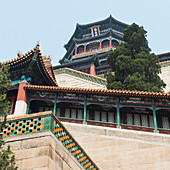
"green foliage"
0,140,17,170
0,63,18,169
106,23,166,92
0,63,11,116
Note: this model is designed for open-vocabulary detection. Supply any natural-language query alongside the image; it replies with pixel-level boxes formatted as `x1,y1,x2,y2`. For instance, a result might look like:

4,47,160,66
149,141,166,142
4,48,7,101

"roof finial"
37,41,40,47
35,41,40,52
109,15,112,22
76,23,81,30
17,52,22,58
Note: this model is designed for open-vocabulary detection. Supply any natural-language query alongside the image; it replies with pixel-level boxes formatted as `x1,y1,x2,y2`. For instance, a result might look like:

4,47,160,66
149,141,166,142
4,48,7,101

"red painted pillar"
14,80,28,116
9,98,15,115
84,44,86,53
90,64,96,76
75,45,77,55
109,38,112,48
16,81,27,102
99,40,102,50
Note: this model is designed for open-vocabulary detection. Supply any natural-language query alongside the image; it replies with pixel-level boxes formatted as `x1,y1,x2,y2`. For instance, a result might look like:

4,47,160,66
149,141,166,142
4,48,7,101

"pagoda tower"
53,15,129,76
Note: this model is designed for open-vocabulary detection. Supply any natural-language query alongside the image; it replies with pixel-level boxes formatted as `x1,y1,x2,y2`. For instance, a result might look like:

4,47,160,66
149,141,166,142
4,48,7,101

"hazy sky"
0,0,170,66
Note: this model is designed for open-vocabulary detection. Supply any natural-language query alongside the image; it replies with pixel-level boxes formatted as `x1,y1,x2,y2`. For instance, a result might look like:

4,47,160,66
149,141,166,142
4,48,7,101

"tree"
0,140,17,170
0,62,11,133
106,23,166,92
0,63,17,169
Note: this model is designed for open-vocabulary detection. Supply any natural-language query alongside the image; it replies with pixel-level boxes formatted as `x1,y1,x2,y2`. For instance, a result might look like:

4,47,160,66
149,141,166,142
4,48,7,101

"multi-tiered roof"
54,15,129,75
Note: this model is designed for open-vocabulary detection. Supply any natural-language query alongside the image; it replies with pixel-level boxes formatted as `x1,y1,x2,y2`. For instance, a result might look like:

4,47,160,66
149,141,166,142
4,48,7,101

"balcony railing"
72,47,115,59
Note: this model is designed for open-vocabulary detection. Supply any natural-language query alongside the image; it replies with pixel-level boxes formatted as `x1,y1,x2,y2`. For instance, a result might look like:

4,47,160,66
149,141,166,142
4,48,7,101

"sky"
0,0,170,66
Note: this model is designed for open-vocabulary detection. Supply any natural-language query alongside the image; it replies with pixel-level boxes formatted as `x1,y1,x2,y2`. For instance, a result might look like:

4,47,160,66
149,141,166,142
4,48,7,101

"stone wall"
55,74,106,89
5,120,170,170
5,132,83,170
64,122,170,170
160,66,170,92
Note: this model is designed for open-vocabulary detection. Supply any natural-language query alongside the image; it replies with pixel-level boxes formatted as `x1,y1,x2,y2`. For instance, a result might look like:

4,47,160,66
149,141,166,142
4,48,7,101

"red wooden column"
109,38,112,48
75,45,77,55
9,98,15,115
90,64,96,76
14,80,28,116
84,44,86,53
99,40,102,50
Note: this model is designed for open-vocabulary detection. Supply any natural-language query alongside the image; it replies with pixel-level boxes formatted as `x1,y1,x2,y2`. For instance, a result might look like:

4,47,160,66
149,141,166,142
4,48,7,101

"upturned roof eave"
158,52,170,57
78,15,129,30
4,44,58,86
61,30,123,63
64,16,128,52
24,85,170,99
54,55,97,69
74,30,123,43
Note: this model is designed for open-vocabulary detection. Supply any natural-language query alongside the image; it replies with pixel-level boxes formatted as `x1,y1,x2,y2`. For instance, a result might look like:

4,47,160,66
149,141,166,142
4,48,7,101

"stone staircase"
2,111,99,170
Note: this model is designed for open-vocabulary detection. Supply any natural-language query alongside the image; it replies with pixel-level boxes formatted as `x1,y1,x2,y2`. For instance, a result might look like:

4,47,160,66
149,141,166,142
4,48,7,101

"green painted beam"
116,97,120,128
53,94,57,116
29,57,36,67
83,96,87,124
152,100,158,133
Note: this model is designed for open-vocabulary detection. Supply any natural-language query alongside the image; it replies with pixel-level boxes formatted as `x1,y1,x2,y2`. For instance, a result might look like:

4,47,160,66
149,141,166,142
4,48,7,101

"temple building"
54,15,129,76
4,42,170,135
1,16,170,169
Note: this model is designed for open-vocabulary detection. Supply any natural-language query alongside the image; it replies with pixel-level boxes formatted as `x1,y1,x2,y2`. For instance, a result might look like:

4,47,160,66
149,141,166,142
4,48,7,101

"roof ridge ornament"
76,23,81,30
109,15,112,22
17,52,22,58
34,42,40,52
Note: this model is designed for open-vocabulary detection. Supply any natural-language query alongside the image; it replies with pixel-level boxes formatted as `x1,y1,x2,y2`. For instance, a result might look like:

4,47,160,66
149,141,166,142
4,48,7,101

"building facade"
54,15,128,76
2,16,170,169
3,43,170,135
